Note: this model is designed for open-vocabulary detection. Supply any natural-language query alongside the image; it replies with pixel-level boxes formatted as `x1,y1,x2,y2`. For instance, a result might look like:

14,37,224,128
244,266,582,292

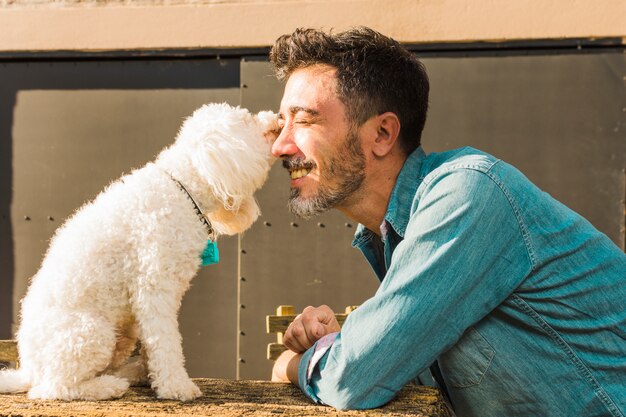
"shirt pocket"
439,327,495,388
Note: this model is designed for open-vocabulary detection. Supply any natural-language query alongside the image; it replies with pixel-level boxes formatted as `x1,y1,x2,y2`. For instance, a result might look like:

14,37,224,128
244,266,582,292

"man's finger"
301,305,340,333
283,305,341,353
284,320,309,352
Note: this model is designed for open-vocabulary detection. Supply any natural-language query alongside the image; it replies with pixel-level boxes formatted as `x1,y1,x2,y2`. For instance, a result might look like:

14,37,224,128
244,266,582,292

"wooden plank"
275,305,295,345
267,342,287,361
276,305,295,316
267,314,349,334
0,340,17,363
0,378,452,417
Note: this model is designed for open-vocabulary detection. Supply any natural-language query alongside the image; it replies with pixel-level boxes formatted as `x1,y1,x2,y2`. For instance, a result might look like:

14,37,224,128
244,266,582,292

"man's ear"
371,112,401,157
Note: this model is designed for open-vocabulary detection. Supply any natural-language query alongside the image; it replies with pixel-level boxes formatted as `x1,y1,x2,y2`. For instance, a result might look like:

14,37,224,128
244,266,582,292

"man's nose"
271,127,299,158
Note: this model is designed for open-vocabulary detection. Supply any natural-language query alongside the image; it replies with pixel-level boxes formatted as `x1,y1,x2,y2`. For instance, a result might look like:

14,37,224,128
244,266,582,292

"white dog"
0,103,278,401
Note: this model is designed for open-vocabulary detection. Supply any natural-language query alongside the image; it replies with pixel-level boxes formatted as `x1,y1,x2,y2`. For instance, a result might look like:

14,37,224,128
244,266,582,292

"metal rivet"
345,223,353,228
240,304,246,309
48,216,54,221
239,331,245,336
241,84,248,88
24,216,31,221
290,222,299,228
264,221,272,227
241,249,247,254
317,222,325,228
238,357,245,363
240,277,246,282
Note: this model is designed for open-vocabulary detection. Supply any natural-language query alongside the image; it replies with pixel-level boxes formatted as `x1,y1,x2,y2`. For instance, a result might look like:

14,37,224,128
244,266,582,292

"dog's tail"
0,369,31,393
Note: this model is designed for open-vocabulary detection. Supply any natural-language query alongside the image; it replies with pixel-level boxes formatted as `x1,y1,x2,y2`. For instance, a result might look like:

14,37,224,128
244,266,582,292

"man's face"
272,65,366,218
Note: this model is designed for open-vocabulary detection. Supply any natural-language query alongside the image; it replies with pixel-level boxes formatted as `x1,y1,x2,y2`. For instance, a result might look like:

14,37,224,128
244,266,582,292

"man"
269,27,626,417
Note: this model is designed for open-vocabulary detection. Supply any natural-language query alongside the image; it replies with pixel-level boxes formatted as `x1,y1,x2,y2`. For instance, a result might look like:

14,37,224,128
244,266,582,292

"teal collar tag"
201,240,219,266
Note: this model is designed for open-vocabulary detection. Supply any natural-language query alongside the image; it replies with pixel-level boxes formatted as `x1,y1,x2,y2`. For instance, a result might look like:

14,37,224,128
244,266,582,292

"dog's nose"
255,111,280,145
263,131,279,145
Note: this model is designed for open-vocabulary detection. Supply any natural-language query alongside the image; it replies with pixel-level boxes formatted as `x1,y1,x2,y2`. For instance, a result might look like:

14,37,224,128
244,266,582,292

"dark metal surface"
0,37,622,61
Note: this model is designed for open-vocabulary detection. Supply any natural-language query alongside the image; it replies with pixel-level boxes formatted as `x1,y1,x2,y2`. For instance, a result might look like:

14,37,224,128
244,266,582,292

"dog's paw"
155,378,201,402
90,375,130,400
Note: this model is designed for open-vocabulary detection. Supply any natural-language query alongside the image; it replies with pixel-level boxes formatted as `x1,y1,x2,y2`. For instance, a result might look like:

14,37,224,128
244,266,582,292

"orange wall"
0,0,624,53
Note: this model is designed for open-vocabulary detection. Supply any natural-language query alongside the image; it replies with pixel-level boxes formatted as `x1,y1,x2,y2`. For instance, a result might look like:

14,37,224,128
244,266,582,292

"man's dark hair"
270,26,430,154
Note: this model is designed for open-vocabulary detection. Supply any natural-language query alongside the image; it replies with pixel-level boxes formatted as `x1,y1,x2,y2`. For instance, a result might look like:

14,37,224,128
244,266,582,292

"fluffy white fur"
0,103,278,401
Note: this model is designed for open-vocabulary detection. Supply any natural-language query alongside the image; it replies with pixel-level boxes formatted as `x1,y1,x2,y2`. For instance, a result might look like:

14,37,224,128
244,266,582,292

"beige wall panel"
421,52,626,249
0,0,624,52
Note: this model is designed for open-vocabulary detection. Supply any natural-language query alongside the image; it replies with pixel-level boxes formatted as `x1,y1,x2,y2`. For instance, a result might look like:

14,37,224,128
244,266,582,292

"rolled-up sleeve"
298,332,338,403
297,166,533,410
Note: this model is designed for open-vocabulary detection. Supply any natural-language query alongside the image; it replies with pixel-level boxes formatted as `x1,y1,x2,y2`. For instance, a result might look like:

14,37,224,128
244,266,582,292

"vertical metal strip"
236,233,242,379
236,60,244,380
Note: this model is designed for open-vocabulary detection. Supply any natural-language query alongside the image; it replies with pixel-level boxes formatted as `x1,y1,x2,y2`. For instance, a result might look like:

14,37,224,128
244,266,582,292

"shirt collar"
352,146,426,246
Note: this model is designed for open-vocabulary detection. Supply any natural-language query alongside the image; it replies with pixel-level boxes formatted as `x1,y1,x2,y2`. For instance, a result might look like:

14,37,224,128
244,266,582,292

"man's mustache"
282,158,317,171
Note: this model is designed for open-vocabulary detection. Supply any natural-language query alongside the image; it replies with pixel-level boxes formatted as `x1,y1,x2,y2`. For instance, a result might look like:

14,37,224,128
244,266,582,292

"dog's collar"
166,172,216,242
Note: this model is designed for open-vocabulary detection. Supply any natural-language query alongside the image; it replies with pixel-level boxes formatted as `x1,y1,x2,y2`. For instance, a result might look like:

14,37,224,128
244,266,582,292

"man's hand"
283,305,341,353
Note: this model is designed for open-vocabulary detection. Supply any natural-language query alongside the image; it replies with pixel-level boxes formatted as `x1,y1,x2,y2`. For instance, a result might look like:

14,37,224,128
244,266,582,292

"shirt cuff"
297,332,339,404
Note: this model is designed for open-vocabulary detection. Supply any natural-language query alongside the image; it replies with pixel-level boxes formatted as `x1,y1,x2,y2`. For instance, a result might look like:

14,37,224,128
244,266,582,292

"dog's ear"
188,129,246,210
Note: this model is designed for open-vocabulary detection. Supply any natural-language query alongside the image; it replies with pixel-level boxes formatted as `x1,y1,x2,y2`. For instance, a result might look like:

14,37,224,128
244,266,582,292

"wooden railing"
266,305,357,360
0,340,17,367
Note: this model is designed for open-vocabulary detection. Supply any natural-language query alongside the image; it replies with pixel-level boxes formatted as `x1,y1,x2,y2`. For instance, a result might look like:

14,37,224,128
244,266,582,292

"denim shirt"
297,146,626,417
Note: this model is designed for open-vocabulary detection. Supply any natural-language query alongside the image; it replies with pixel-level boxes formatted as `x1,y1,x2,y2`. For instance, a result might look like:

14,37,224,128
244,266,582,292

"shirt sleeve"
298,166,534,410
298,332,338,403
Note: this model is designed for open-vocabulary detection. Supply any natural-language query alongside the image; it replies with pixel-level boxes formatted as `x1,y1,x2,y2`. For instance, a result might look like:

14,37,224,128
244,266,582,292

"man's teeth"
290,168,311,179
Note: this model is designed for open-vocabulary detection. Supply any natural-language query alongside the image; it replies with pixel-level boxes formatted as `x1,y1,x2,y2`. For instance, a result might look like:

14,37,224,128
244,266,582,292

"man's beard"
284,130,366,219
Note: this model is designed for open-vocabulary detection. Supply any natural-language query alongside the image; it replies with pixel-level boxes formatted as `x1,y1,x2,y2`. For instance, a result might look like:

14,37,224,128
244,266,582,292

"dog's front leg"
131,283,201,401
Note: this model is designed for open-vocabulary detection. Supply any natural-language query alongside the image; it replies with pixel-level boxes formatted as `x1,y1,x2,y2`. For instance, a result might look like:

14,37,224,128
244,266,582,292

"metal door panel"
238,60,379,380
422,52,625,248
